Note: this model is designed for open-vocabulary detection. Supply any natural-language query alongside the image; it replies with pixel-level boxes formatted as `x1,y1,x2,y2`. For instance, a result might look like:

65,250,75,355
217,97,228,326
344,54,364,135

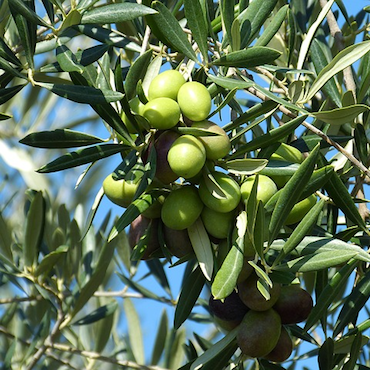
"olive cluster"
209,273,313,362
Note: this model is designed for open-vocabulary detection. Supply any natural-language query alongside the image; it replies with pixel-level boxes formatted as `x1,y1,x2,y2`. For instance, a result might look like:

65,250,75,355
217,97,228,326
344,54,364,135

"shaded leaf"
38,82,124,104
304,40,370,103
174,265,205,330
72,300,118,325
34,245,68,277
211,211,246,299
24,191,45,269
151,310,168,365
149,1,198,62
123,298,145,364
37,144,129,173
20,129,104,148
0,84,26,105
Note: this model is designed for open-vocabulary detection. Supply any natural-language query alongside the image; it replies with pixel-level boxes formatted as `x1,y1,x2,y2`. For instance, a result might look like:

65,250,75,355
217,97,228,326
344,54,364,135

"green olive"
148,70,186,101
199,171,241,213
103,173,140,208
161,185,203,230
143,97,181,129
167,134,206,179
201,206,234,239
285,194,317,225
191,120,231,160
177,81,212,121
240,174,278,205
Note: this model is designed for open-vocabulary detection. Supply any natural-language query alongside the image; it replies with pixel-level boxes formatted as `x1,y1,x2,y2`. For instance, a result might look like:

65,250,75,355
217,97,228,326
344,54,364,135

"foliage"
1,0,370,369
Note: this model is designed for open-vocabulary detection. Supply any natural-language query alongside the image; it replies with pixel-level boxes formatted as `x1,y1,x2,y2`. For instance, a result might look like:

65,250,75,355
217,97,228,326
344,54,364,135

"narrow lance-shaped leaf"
183,0,209,62
304,259,358,332
81,3,157,24
149,1,198,63
238,0,278,48
228,114,308,159
211,47,281,68
123,298,145,364
38,82,124,104
151,310,168,365
334,268,370,337
274,199,325,266
24,191,45,269
8,0,51,28
20,129,104,148
37,144,129,173
268,144,320,245
224,158,268,175
255,5,288,47
304,40,370,103
0,84,25,105
34,245,69,277
211,211,247,299
125,49,152,100
174,265,205,330
188,218,213,281
56,41,84,73
310,39,342,107
311,105,370,126
220,0,235,50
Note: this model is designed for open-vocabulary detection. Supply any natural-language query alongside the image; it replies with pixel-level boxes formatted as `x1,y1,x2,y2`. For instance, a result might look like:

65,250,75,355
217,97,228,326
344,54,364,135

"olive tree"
1,0,370,369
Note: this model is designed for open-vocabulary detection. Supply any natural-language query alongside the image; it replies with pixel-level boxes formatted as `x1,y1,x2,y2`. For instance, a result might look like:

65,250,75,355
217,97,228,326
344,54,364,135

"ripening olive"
191,120,231,160
167,134,206,179
237,308,281,358
143,97,181,129
161,185,203,230
177,81,212,121
199,171,241,213
148,70,186,101
273,285,313,324
238,273,281,311
264,325,293,363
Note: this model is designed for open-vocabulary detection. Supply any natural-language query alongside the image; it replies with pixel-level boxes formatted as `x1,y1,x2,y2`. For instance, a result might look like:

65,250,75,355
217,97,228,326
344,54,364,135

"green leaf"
304,259,358,332
254,5,288,47
60,9,82,30
354,124,369,167
334,268,370,336
190,327,238,370
342,332,363,370
56,41,84,73
149,1,198,63
187,218,213,281
183,0,209,62
146,259,171,298
318,337,334,370
38,82,124,104
34,245,69,277
72,301,118,325
81,3,156,24
20,129,104,148
224,158,268,175
0,84,26,105
68,238,117,322
123,298,145,364
311,105,370,126
8,0,51,28
310,39,342,107
220,0,235,49
238,0,278,48
151,310,168,365
321,166,368,233
212,47,281,68
275,250,358,273
108,190,163,242
228,114,308,159
125,49,152,100
211,211,246,299
274,199,325,265
174,265,205,330
334,334,369,354
304,40,370,103
0,38,22,66
24,191,45,269
208,74,254,91
37,143,128,173
268,144,320,244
